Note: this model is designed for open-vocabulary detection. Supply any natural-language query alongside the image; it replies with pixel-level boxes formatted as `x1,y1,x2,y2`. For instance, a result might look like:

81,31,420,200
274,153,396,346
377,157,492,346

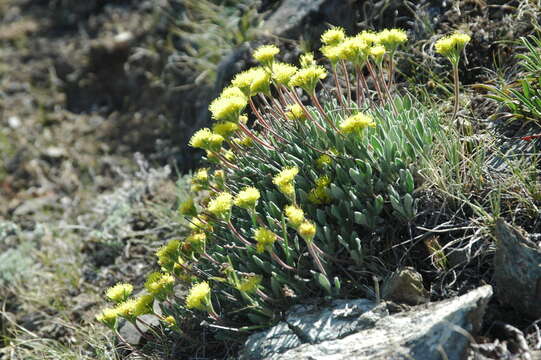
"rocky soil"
1,0,541,359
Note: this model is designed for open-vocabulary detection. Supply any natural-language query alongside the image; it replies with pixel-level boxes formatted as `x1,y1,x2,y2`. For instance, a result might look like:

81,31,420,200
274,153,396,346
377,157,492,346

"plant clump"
97,27,473,346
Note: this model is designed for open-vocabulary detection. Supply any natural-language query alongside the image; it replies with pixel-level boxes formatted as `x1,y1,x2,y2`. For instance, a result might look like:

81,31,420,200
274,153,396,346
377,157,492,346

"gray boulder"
262,0,356,42
241,285,493,360
494,219,541,319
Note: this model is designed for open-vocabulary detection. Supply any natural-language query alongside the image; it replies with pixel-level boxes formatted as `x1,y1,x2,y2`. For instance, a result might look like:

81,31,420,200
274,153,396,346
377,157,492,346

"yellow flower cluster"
253,44,279,65
273,166,299,199
250,68,271,95
285,205,304,228
189,128,225,152
95,307,119,328
370,45,386,64
186,281,211,310
435,32,471,59
145,272,175,299
338,36,369,64
237,274,262,293
254,227,277,253
179,198,197,216
289,65,327,94
189,215,213,233
319,28,406,67
357,30,379,46
207,192,233,218
285,104,306,121
315,154,332,169
232,67,271,97
209,93,247,122
308,175,332,205
377,28,408,51
105,283,133,304
299,52,316,67
339,113,376,134
271,62,298,85
321,27,346,46
156,239,181,269
298,221,317,242
132,294,154,316
115,298,138,319
234,186,261,209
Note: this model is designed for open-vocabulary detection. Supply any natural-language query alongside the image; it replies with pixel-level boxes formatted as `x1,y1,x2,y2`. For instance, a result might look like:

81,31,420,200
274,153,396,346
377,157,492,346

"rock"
242,298,386,359
285,299,388,344
262,0,355,42
381,267,429,305
118,314,160,346
240,285,493,360
494,219,541,319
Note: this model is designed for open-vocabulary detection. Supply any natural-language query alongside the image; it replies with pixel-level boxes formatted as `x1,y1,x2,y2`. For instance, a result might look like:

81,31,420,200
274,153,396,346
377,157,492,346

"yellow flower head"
115,299,138,319
338,37,368,63
106,283,133,304
237,274,262,293
253,44,280,65
339,113,376,134
308,186,331,205
209,95,247,122
272,62,298,85
285,104,306,121
316,175,331,188
321,27,346,46
186,281,211,310
189,128,212,150
285,205,304,228
234,186,261,209
156,239,181,268
316,154,332,168
186,232,206,247
133,294,154,317
289,65,327,94
249,67,271,95
369,45,386,63
144,272,175,298
232,69,257,95
253,227,277,253
320,44,342,66
213,121,239,138
189,129,224,152
220,86,246,99
299,52,316,67
207,192,233,217
435,32,471,60
273,166,299,188
189,215,213,233
96,307,119,328
179,198,197,217
298,221,317,242
377,28,408,51
357,31,380,47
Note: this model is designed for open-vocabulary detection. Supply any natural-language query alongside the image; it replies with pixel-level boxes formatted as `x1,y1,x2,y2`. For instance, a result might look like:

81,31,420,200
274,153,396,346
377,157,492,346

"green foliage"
181,94,440,328
485,35,541,124
166,0,263,86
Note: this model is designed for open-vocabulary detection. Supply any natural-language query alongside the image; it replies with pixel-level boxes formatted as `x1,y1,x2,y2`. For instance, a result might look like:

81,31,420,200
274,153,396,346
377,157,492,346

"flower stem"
451,62,460,123
332,66,346,109
340,60,352,106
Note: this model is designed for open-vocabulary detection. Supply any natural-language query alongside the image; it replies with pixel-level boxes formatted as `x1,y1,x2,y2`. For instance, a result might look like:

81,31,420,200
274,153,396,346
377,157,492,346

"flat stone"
241,285,493,360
